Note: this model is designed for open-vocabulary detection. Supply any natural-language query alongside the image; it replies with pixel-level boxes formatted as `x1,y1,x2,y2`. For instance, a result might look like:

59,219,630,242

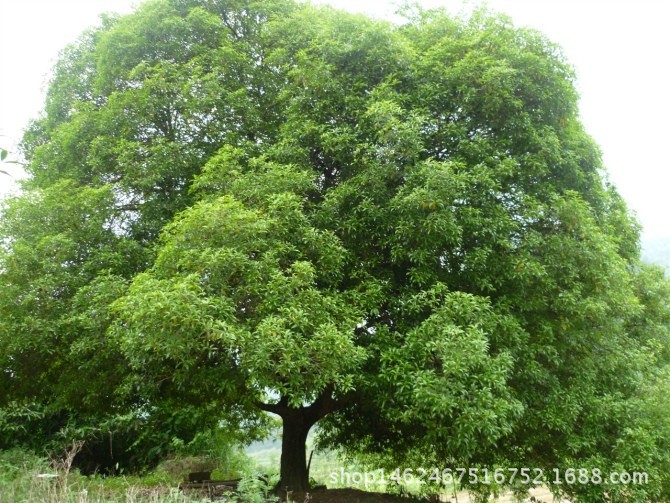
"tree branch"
255,394,289,416
305,383,347,425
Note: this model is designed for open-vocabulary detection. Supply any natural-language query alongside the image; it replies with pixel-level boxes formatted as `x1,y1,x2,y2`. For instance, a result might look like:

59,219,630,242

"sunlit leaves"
114,167,364,409
380,292,523,458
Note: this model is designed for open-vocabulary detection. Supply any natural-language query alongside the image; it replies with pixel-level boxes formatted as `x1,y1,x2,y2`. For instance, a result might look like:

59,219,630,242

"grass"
0,445,279,503
0,447,196,503
0,437,432,503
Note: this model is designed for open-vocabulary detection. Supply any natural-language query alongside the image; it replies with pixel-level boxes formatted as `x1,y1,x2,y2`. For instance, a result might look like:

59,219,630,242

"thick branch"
255,394,289,416
305,383,346,425
256,384,353,425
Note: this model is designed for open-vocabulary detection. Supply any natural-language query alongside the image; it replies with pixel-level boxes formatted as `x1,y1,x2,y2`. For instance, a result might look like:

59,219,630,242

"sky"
1,0,669,244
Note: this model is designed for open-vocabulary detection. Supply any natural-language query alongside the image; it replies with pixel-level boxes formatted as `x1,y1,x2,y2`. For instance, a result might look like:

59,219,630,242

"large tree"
2,0,670,499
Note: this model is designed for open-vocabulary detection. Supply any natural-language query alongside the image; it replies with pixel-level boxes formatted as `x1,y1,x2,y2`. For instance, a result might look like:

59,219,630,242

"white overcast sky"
1,0,668,243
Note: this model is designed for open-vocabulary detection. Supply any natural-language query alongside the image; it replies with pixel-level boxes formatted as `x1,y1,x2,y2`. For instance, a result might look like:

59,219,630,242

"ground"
280,488,423,502
281,486,567,503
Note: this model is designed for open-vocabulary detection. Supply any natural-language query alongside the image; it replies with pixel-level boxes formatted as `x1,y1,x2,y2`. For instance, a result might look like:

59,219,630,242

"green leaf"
1,2,669,497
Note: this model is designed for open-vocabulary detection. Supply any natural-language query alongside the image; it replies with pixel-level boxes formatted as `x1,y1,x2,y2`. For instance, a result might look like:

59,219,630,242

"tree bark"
279,408,311,493
257,385,344,493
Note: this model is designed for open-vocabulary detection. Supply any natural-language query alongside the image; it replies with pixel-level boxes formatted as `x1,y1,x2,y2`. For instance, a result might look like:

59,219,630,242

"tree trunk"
279,409,311,493
257,385,345,494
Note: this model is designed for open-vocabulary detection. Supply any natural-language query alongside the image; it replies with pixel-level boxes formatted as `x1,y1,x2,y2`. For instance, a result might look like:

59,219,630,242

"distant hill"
642,236,670,271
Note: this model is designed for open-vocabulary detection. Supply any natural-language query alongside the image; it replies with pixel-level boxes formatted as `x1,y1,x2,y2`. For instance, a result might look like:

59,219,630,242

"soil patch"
282,486,567,503
281,488,421,502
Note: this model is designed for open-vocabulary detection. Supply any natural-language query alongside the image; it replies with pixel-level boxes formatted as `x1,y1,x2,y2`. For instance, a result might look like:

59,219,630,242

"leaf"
1,2,669,496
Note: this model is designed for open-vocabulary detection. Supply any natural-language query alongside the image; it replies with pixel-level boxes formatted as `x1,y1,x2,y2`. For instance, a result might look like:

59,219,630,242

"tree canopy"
2,0,670,499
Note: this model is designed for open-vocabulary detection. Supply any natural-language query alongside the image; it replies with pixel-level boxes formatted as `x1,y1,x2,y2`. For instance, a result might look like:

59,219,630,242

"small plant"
235,471,280,503
46,440,85,501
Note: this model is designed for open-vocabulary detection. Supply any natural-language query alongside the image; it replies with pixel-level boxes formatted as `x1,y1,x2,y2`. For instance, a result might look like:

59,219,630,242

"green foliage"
1,0,670,499
0,144,16,175
235,471,280,503
0,448,230,502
